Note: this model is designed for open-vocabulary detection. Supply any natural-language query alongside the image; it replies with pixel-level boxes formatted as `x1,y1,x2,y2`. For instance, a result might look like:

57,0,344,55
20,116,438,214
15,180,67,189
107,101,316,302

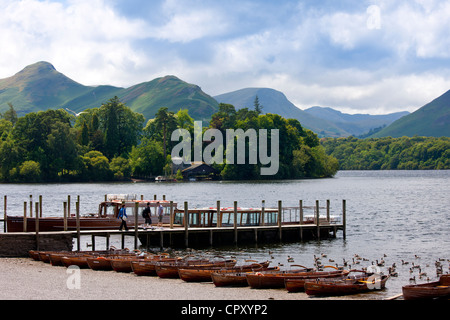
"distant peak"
24,61,56,71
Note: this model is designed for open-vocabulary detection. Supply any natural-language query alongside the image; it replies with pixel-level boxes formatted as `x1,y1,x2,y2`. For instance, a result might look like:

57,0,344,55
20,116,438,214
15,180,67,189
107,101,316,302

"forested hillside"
322,136,450,170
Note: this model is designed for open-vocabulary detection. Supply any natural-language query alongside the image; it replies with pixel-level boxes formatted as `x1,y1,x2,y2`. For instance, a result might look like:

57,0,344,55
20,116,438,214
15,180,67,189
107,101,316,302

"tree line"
0,97,338,183
321,136,450,170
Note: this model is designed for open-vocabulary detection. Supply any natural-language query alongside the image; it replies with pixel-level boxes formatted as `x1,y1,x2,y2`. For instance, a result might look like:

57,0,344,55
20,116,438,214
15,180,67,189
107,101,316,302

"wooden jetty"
0,196,346,257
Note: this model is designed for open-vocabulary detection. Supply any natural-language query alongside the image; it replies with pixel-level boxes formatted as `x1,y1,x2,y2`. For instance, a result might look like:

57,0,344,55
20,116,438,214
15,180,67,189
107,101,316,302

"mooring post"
299,200,303,240
68,195,71,217
261,200,265,226
23,202,27,232
216,200,221,227
316,200,320,239
184,201,189,248
29,195,33,218
39,195,43,218
170,201,174,229
342,199,347,240
327,200,330,223
278,200,282,241
63,202,67,231
234,201,238,245
35,202,40,251
76,201,80,252
134,201,139,250
3,195,7,233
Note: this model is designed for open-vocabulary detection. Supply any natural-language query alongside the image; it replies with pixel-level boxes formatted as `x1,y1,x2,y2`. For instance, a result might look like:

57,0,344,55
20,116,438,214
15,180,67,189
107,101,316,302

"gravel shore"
1,258,314,301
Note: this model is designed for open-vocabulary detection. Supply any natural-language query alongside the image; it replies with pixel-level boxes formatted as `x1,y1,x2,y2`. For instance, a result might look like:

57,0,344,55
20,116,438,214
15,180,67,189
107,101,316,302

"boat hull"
402,275,450,300
304,275,390,296
246,269,314,289
284,270,349,292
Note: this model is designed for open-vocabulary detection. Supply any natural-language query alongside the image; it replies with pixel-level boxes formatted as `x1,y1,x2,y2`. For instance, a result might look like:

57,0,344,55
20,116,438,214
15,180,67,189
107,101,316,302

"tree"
154,107,177,160
254,95,263,114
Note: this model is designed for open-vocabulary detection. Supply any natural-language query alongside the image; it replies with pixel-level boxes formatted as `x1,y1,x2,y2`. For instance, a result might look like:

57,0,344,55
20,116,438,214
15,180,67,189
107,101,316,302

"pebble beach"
0,257,368,301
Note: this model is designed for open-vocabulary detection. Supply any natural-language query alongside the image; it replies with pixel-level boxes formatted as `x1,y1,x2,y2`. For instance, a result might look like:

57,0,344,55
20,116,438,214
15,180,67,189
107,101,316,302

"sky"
1,0,450,115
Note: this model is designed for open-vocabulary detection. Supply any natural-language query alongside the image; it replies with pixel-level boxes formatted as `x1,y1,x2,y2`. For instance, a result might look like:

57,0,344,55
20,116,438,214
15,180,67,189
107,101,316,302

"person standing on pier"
142,202,152,226
156,202,164,227
118,204,128,231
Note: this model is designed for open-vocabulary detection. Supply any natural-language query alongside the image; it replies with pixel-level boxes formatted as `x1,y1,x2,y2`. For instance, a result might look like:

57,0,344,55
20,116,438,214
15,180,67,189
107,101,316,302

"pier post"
35,202,40,250
278,201,282,241
63,202,67,231
134,202,139,250
39,195,42,218
170,201,174,229
3,195,6,233
316,200,320,239
327,199,330,223
23,202,27,232
234,201,238,244
68,195,71,217
342,199,346,240
76,201,80,252
216,201,221,227
184,202,189,248
299,200,303,240
29,195,33,218
261,200,265,226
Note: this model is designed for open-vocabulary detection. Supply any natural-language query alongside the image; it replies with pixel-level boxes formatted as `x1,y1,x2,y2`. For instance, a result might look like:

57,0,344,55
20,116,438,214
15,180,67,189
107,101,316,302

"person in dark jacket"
142,202,152,225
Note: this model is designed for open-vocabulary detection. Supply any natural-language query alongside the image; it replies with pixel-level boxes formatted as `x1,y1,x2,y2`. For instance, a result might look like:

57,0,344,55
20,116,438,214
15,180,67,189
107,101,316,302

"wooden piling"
184,202,189,248
278,201,282,241
170,201,174,229
216,201,221,227
316,200,320,239
76,201,80,252
326,199,330,223
29,195,33,218
261,200,265,226
342,199,347,240
299,200,303,240
35,202,39,250
134,202,139,249
3,195,7,233
63,202,67,231
23,202,27,232
234,201,238,244
39,195,43,218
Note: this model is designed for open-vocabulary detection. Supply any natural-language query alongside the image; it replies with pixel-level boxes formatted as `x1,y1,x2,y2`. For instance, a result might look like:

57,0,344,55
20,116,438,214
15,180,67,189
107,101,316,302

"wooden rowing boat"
402,275,450,300
304,274,390,296
29,250,41,261
155,258,237,279
284,269,350,292
245,265,315,289
178,261,271,282
211,266,281,287
61,255,91,268
131,257,181,276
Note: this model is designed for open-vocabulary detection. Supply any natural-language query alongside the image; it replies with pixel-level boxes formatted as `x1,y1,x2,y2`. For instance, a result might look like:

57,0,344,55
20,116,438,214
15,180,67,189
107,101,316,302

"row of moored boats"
28,248,450,299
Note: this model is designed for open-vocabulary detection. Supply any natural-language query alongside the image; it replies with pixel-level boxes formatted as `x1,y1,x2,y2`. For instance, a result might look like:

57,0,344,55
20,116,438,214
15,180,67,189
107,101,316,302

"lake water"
1,170,449,299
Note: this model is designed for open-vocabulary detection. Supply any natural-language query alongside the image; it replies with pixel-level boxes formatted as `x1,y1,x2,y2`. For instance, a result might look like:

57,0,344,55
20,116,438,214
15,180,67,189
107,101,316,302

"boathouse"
182,162,219,180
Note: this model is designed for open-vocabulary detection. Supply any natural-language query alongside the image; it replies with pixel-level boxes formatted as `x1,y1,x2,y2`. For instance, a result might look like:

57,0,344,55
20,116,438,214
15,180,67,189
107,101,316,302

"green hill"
0,61,91,114
0,62,218,121
214,88,349,137
371,89,450,138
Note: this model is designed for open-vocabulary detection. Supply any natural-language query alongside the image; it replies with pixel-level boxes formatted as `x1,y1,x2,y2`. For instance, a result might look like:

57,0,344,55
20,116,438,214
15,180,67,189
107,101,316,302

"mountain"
214,88,349,137
304,106,409,137
0,62,218,120
370,89,450,138
214,88,409,137
0,61,91,114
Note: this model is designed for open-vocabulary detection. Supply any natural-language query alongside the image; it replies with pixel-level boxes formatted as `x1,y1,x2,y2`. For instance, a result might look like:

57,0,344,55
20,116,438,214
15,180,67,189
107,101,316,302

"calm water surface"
1,170,449,299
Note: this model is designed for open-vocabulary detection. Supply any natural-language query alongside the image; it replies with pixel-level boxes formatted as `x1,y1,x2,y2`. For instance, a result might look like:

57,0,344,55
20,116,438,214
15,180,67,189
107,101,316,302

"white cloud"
0,0,449,115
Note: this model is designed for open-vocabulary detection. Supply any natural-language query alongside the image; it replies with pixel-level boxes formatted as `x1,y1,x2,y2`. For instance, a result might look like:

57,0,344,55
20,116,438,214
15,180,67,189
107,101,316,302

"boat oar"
323,265,338,270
